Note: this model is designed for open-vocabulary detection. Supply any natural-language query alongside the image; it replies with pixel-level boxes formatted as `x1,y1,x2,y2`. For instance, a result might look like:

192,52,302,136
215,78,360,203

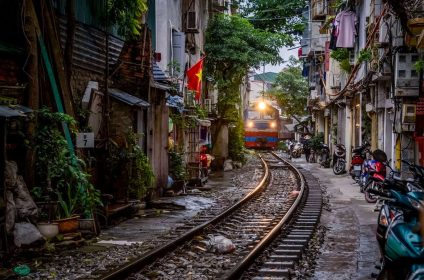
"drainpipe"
345,100,353,170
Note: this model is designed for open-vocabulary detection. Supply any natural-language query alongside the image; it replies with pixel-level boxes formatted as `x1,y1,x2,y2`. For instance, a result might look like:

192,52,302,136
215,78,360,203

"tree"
106,0,148,39
205,14,284,161
267,56,309,128
206,14,284,116
236,0,306,46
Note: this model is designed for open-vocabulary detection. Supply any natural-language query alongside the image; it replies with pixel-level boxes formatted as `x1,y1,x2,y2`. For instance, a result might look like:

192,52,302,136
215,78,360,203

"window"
248,110,260,120
263,109,276,120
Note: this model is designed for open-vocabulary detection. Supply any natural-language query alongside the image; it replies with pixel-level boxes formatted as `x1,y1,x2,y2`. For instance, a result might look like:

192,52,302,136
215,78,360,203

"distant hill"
253,72,278,84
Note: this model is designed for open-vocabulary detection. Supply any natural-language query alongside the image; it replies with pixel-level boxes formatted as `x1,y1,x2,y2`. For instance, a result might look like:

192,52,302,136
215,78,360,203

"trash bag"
5,189,16,235
5,161,38,220
223,160,233,171
203,234,235,253
13,222,43,247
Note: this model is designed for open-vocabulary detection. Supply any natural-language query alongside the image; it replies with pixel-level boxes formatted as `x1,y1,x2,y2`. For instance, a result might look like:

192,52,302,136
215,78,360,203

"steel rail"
223,152,306,279
97,155,270,280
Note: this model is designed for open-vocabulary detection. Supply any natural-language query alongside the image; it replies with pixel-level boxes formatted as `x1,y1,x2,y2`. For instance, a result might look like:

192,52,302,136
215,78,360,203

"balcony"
312,0,327,20
212,0,228,12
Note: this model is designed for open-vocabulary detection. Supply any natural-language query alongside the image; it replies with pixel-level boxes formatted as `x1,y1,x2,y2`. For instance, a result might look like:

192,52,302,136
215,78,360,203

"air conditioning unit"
310,89,318,99
394,53,419,97
186,11,198,32
379,16,403,47
204,99,212,113
402,104,416,123
185,92,195,107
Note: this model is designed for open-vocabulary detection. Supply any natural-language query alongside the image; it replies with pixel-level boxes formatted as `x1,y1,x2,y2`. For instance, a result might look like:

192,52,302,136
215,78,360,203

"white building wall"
155,0,183,72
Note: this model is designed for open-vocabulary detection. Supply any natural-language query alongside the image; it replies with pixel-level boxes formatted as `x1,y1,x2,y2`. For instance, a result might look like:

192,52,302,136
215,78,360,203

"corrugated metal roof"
109,88,150,107
0,105,32,119
153,61,169,81
58,17,124,75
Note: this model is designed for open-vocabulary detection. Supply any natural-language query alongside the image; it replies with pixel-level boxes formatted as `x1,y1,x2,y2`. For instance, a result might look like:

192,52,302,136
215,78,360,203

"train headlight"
258,102,266,111
270,122,276,128
247,121,254,128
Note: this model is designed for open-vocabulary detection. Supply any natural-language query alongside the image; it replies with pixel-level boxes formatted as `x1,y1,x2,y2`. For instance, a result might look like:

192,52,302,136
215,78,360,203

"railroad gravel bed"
131,160,299,279
16,154,264,280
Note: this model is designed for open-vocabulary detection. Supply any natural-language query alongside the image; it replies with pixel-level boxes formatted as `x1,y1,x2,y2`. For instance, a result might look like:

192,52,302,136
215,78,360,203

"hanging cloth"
329,22,338,50
335,11,358,48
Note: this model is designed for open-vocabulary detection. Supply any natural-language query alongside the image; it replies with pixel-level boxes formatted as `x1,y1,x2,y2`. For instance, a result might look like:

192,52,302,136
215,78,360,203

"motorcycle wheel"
333,159,345,175
364,181,379,203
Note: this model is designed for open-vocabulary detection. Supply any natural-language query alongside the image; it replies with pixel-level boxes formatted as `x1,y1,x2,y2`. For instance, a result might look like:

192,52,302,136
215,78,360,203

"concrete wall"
155,0,183,72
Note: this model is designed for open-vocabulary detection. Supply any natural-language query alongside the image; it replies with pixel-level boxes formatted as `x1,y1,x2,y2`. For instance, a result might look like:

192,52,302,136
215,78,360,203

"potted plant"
32,187,59,239
32,108,102,234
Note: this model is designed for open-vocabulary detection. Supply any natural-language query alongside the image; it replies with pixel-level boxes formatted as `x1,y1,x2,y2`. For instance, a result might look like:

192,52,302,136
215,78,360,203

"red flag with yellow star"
186,57,204,101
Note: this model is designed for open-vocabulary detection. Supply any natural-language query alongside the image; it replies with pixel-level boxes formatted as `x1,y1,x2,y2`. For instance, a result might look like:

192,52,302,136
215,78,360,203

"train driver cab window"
263,109,275,120
248,110,260,120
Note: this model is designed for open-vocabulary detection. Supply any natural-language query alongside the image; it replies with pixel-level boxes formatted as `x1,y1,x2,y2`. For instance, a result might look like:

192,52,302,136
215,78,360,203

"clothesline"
326,3,389,101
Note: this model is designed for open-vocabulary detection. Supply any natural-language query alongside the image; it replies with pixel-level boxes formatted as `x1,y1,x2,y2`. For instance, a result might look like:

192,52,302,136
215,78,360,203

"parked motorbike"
333,144,346,175
370,160,424,279
362,150,388,203
350,141,371,182
372,183,424,280
319,143,330,168
290,142,303,159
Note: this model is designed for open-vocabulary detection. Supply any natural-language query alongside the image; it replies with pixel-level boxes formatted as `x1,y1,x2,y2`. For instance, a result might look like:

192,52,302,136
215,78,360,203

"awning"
0,105,32,119
197,119,211,127
151,81,172,91
153,61,169,82
166,95,184,113
284,124,296,132
109,88,150,107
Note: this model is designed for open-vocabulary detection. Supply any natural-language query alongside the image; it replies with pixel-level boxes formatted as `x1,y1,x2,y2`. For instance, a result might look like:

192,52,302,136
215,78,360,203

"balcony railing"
312,0,327,20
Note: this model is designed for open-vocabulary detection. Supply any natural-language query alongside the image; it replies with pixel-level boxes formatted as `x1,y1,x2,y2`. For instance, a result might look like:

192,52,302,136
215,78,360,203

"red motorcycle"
363,149,388,203
350,141,371,182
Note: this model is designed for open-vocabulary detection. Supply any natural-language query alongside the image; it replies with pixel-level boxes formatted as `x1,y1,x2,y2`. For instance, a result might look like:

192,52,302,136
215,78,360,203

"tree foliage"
205,14,286,160
267,56,308,117
205,14,284,119
106,0,148,39
236,0,306,45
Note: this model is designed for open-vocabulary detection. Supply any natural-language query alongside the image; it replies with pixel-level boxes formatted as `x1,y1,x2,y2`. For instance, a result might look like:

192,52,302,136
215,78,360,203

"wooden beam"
39,0,76,118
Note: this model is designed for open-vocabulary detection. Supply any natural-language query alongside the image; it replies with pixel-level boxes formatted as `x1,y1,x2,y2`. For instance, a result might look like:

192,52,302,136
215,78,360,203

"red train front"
244,102,279,149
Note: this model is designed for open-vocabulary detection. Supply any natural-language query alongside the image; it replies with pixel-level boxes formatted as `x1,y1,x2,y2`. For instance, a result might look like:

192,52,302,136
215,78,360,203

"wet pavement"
99,170,241,243
291,156,380,280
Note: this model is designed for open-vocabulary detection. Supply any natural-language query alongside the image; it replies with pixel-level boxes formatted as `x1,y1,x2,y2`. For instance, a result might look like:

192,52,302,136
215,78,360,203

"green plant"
194,104,207,119
330,48,349,62
331,0,346,10
228,119,246,163
33,108,102,219
321,16,335,32
357,49,372,64
34,108,76,191
126,131,155,200
339,59,352,73
310,132,324,151
169,151,186,181
414,58,424,72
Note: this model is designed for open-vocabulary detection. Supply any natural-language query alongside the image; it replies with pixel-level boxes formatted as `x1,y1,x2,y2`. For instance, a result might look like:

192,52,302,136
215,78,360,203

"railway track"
95,153,322,280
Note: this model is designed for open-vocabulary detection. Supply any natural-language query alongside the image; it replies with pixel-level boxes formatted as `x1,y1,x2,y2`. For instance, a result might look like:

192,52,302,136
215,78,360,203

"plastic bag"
204,234,235,253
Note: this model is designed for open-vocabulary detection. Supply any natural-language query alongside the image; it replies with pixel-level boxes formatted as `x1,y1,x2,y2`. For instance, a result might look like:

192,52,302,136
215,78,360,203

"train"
244,101,280,149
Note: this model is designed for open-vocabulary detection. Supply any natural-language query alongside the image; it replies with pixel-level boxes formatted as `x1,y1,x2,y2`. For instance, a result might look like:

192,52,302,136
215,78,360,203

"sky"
261,46,299,74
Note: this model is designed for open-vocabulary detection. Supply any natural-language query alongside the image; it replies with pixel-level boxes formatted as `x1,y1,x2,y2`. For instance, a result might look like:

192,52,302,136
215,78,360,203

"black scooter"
319,143,330,168
333,144,346,175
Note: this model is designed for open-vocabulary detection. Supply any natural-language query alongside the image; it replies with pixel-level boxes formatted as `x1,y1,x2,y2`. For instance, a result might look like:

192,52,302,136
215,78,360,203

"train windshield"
263,109,276,120
248,110,260,120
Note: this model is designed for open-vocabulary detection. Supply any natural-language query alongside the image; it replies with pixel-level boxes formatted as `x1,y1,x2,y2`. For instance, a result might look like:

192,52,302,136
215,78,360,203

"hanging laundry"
329,23,338,50
335,10,357,48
